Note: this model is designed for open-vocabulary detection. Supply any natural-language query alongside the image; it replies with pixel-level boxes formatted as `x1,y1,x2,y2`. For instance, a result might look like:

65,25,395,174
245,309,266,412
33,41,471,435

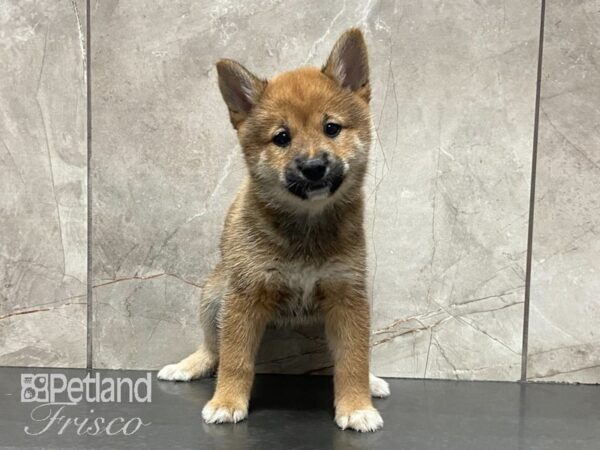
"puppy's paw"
157,363,196,381
369,373,391,398
335,408,383,432
157,349,217,381
202,399,248,424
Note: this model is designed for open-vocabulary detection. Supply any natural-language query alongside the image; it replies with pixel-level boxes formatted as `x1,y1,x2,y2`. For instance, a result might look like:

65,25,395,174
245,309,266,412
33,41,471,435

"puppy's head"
216,28,371,209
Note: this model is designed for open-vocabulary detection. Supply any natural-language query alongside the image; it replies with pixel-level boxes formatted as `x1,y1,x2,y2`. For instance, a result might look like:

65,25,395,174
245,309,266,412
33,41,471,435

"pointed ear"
322,28,370,102
216,59,267,128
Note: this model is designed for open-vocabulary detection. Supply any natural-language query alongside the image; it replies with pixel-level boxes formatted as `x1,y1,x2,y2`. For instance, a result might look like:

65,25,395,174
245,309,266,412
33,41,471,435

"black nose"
297,158,328,182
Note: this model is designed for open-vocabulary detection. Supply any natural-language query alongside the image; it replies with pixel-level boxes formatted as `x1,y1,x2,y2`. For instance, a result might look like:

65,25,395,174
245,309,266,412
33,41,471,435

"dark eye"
273,130,291,147
324,122,342,138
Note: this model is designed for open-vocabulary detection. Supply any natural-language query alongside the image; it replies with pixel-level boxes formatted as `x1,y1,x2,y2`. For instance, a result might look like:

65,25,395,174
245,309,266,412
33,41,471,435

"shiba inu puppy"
158,28,390,432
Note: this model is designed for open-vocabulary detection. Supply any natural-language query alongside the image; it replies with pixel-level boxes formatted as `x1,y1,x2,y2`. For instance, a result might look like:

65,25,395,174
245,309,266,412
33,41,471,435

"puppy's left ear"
216,59,267,129
322,28,370,102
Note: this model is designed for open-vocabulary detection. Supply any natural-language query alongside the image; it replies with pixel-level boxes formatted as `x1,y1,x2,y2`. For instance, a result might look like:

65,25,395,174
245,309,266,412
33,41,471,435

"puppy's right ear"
216,59,267,129
322,28,370,103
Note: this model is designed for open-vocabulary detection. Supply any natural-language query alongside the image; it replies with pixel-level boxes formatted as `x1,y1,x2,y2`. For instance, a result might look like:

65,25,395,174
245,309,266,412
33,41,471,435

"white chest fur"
269,261,352,325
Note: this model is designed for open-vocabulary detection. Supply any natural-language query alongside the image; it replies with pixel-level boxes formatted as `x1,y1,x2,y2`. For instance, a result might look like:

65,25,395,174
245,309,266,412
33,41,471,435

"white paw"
336,408,384,432
202,402,248,424
369,373,391,398
157,363,194,381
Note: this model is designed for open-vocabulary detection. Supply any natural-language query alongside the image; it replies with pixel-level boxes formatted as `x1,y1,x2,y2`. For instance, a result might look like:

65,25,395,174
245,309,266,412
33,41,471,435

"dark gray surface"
0,367,598,449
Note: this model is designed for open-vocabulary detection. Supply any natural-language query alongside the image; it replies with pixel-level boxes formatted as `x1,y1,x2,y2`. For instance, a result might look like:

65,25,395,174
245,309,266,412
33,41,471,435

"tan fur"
159,28,387,432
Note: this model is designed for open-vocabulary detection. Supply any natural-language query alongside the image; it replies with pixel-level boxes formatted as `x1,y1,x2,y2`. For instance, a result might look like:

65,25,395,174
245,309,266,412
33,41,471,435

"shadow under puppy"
158,28,390,432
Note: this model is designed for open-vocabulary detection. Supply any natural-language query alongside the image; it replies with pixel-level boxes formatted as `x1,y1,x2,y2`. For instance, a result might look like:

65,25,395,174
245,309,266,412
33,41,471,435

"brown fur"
159,28,386,432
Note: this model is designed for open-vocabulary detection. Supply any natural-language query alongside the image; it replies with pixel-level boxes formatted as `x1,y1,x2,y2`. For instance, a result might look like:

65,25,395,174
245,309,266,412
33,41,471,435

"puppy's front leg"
202,289,272,424
320,281,383,432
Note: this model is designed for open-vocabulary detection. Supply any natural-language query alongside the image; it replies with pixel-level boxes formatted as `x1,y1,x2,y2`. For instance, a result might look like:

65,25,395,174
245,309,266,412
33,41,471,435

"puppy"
158,28,390,432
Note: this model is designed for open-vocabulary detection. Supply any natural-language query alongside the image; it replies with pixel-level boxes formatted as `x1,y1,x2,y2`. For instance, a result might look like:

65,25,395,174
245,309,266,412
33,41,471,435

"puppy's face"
217,29,372,208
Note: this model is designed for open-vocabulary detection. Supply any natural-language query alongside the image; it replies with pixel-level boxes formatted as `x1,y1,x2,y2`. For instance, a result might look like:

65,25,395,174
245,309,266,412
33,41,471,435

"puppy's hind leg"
157,266,224,381
369,373,391,398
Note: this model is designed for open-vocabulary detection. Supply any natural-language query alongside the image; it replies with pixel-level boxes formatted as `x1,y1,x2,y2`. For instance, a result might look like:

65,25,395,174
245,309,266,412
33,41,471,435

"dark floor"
0,367,598,449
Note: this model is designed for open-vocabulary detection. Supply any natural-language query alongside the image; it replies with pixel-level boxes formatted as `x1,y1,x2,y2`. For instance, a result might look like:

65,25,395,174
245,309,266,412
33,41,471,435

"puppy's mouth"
284,162,345,201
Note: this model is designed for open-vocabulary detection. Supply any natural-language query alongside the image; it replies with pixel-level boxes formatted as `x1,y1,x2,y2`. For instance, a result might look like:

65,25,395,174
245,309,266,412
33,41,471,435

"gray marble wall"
1,0,598,384
365,1,538,381
527,0,600,383
0,0,87,367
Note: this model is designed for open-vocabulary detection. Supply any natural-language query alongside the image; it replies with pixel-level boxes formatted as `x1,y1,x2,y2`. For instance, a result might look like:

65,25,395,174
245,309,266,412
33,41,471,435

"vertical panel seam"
521,0,546,382
86,0,93,370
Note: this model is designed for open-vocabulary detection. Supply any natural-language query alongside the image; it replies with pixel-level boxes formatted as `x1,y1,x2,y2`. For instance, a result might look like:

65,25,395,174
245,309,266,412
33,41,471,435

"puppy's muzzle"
285,152,345,200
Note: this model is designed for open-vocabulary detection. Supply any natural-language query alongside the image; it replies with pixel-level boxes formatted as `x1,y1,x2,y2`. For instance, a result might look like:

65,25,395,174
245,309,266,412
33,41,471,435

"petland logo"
21,373,152,436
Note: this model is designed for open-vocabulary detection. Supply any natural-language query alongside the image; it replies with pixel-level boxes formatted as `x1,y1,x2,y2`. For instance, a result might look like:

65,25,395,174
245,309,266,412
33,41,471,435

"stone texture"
527,0,600,383
93,274,203,369
0,0,87,367
92,0,539,379
367,1,539,380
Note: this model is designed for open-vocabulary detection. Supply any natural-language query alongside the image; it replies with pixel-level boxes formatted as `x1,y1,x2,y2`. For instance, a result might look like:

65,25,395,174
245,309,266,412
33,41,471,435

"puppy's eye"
324,122,342,138
273,130,291,147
